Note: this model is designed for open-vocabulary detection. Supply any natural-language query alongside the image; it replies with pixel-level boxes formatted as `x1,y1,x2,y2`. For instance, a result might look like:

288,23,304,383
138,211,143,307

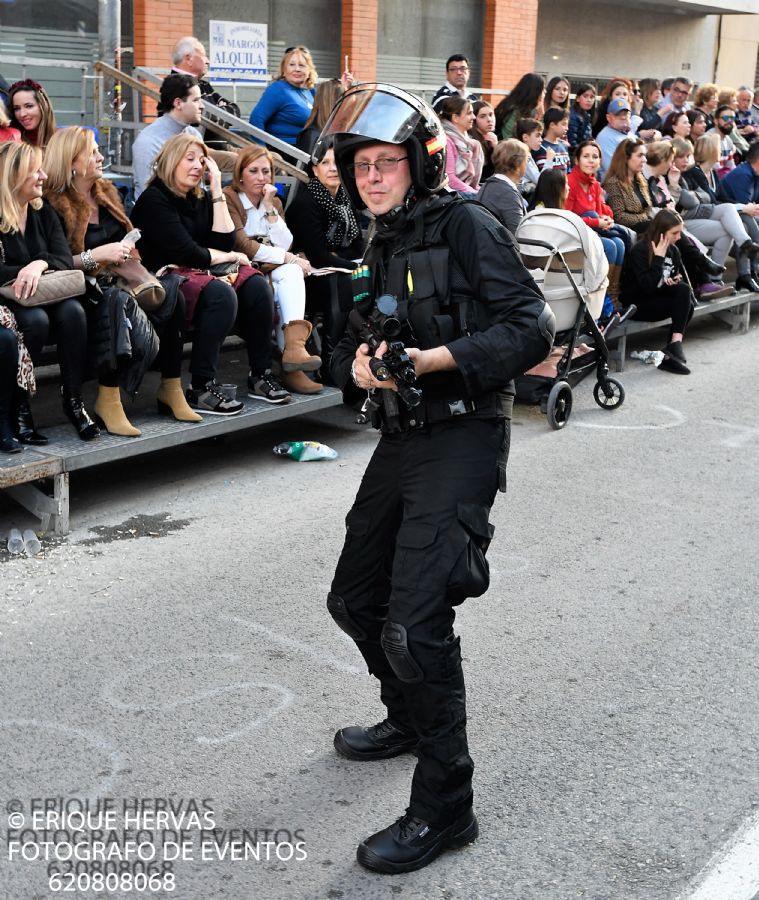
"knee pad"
326,592,367,641
381,621,424,684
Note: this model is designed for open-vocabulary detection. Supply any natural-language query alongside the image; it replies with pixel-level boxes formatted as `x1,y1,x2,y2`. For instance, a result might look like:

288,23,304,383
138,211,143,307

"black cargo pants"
329,415,506,826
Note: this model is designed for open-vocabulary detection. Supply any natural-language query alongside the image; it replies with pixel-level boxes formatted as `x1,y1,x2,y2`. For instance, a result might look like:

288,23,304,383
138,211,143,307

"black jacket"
477,176,525,237
93,285,159,397
0,202,73,283
131,178,235,272
285,185,364,270
620,239,685,302
330,192,554,419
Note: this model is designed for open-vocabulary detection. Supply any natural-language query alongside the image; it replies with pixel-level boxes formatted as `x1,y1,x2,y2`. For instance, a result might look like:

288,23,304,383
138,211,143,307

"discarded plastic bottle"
7,528,23,555
273,441,338,461
23,529,41,556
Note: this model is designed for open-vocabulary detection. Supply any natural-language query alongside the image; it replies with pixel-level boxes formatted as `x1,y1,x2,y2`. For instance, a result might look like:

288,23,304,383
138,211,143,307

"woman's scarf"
0,306,35,394
306,177,359,249
442,119,482,185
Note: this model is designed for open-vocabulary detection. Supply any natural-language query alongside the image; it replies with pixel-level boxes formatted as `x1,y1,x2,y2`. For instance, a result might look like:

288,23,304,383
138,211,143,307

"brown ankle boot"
281,369,324,394
94,385,141,436
282,320,321,372
156,378,202,422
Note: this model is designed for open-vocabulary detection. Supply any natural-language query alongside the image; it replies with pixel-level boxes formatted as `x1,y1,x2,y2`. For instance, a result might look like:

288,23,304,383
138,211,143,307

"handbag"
106,257,166,313
0,269,86,307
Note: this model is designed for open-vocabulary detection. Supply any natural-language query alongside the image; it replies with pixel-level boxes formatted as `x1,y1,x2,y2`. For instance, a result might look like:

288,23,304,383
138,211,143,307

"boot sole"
282,359,322,373
333,730,418,761
356,813,479,874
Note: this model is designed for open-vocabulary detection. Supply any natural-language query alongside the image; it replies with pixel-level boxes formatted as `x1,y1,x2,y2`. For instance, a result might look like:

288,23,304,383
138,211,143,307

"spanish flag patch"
425,134,445,155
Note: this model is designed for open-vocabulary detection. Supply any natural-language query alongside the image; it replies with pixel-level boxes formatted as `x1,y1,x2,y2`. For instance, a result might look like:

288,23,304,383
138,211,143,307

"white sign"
209,20,268,83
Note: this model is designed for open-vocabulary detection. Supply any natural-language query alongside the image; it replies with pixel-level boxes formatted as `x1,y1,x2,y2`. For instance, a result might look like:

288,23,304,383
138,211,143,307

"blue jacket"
720,161,759,204
568,108,592,151
249,80,315,146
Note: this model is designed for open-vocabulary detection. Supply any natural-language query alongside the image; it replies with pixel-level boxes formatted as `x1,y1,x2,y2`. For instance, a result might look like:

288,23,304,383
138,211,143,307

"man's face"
738,90,752,113
174,85,204,125
716,109,736,135
670,81,691,106
608,110,631,133
353,142,413,216
183,42,209,78
447,60,469,90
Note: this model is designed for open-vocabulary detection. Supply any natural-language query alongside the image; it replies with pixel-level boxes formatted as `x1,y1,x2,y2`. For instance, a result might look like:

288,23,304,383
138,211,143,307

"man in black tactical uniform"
315,84,555,874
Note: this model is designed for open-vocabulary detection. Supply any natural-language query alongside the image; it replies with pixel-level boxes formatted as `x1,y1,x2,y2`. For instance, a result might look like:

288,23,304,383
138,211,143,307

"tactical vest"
353,194,511,431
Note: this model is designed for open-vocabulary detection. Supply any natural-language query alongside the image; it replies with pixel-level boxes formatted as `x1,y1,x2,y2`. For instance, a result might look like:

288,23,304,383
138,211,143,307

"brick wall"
481,0,539,104
342,0,378,82
134,0,194,116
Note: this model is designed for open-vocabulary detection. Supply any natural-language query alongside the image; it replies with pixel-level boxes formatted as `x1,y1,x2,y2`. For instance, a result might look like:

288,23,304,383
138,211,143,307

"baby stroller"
514,208,628,430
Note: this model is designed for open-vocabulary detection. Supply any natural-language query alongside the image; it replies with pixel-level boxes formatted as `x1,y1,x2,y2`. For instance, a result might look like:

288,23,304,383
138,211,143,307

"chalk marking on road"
0,718,127,797
682,810,759,900
220,615,363,675
705,421,759,448
101,654,295,745
573,404,685,430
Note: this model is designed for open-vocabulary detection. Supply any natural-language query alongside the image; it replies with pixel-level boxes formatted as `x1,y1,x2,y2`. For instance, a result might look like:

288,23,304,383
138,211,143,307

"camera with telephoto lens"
361,294,422,408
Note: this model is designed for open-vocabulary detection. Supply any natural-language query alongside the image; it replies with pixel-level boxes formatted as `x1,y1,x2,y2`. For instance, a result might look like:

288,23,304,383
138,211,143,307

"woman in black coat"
285,144,363,376
620,209,694,375
132,132,290,410
0,141,98,441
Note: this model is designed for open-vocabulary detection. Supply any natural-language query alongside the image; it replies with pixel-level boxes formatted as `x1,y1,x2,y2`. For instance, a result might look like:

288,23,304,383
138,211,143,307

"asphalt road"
1,311,758,900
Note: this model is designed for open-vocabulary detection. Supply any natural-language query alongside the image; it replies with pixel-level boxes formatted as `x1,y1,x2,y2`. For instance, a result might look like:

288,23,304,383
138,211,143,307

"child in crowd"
0,99,21,143
517,117,546,194
568,82,595,152
537,108,571,172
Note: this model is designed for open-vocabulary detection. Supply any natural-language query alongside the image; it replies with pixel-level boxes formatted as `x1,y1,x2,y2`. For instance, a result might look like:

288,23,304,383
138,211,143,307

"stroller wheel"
546,381,573,430
594,377,625,410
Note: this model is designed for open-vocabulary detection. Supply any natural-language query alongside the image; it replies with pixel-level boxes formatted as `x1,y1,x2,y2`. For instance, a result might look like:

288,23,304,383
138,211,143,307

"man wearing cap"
597,97,635,177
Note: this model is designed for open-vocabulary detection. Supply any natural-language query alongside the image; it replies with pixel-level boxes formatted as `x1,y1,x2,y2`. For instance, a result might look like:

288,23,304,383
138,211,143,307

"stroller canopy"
516,208,609,296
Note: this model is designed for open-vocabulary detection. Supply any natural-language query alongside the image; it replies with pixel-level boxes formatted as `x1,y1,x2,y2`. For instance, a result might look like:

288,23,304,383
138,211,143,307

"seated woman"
223,144,323,395
439,96,482,194
526,167,569,211
545,76,570,114
567,82,595,153
0,141,97,441
8,79,56,147
468,100,497,180
686,110,708,143
43,126,196,435
603,138,722,294
132,132,290,410
0,98,21,143
566,139,627,310
676,134,759,293
619,209,694,375
0,307,35,453
249,46,317,146
285,143,363,378
478,139,529,236
637,78,663,135
296,78,344,155
495,73,545,140
660,111,691,142
693,82,719,132
645,139,730,298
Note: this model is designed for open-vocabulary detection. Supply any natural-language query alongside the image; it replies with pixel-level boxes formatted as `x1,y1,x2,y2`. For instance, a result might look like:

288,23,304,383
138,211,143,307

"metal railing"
93,62,310,187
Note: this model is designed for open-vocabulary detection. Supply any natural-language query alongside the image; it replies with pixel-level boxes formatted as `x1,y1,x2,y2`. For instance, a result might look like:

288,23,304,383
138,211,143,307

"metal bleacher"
0,50,346,535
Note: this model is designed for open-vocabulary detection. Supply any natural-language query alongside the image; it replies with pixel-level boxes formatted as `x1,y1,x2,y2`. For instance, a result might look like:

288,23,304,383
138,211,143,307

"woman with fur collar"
44,127,198,435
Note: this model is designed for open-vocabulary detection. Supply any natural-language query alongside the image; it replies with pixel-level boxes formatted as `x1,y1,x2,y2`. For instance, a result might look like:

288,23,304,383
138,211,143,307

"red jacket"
566,167,613,227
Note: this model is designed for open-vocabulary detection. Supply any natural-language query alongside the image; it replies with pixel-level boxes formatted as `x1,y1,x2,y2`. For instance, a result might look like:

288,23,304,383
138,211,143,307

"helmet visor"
313,84,427,163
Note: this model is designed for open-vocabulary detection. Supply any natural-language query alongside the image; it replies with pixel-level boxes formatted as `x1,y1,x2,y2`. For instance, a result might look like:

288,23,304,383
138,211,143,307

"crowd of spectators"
2,44,759,451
